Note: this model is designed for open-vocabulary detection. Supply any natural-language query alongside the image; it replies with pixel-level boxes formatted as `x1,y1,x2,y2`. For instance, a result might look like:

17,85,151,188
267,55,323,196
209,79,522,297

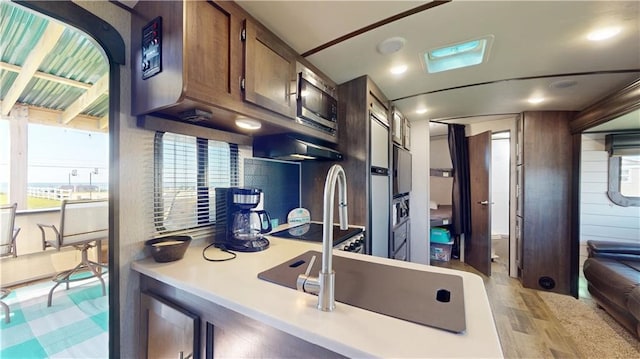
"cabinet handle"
478,200,494,205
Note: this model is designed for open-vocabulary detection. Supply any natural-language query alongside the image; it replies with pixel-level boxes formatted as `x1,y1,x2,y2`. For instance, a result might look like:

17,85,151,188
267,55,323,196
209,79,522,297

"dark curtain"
448,124,471,243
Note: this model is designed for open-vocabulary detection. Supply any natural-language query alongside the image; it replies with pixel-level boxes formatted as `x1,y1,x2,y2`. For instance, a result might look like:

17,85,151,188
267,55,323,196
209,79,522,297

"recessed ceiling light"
549,80,577,89
377,37,406,55
390,65,407,75
235,118,261,130
527,97,545,104
416,108,428,114
587,27,621,41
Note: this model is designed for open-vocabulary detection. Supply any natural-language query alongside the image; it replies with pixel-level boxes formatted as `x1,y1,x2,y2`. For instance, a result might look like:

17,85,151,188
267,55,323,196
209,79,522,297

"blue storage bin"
430,227,451,244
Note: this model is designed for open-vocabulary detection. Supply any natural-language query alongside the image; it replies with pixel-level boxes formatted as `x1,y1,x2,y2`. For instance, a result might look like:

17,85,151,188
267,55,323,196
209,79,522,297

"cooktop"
269,223,363,246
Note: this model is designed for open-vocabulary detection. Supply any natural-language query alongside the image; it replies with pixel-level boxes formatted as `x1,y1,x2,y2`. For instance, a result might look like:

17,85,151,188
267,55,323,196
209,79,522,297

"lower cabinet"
140,292,200,359
139,275,345,359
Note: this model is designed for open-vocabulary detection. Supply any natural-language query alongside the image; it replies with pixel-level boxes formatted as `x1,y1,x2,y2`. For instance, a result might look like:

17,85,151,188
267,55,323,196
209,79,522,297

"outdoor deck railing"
27,187,73,200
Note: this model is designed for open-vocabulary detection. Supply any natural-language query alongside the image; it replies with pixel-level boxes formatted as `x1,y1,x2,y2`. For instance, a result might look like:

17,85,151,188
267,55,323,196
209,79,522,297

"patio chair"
0,203,20,323
38,199,108,307
1,203,20,258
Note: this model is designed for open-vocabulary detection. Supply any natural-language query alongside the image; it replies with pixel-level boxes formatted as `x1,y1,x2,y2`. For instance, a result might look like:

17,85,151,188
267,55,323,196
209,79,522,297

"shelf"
430,168,453,177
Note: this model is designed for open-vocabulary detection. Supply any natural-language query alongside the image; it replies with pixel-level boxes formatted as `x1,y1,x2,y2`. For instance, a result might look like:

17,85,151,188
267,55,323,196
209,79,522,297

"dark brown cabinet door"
242,19,296,119
132,0,244,115
184,1,243,108
520,111,573,294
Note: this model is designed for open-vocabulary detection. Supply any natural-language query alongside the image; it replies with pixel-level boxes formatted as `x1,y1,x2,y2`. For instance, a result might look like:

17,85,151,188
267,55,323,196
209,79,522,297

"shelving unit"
430,168,453,177
429,168,453,227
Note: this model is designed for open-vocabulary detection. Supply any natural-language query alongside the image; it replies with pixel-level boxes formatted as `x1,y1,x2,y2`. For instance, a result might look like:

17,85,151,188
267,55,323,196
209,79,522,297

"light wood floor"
432,248,584,358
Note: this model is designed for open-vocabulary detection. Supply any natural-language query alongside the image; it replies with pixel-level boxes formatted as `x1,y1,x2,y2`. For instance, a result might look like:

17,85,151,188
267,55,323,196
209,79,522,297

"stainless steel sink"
258,251,466,333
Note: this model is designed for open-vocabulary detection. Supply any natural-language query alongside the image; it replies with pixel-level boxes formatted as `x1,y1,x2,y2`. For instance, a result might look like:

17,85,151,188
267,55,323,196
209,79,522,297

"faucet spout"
296,164,348,312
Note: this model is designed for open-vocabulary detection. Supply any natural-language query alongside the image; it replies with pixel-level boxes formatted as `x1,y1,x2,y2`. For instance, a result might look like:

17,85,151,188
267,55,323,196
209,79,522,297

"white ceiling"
237,0,640,130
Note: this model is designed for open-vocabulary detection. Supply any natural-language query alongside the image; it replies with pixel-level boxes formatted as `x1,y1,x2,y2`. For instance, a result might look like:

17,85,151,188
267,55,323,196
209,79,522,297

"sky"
0,121,109,186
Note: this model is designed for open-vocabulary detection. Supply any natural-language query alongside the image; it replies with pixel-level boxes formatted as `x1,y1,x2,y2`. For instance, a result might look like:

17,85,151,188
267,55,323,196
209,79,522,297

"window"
620,155,640,196
606,133,640,207
154,132,238,234
422,36,494,74
27,124,108,209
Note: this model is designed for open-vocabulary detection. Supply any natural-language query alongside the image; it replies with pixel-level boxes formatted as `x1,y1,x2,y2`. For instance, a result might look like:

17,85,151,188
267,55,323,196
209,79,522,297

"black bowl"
145,236,192,263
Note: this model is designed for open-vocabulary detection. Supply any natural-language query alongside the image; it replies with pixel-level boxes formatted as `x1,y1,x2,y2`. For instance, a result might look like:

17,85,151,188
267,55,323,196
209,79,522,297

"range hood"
253,134,343,161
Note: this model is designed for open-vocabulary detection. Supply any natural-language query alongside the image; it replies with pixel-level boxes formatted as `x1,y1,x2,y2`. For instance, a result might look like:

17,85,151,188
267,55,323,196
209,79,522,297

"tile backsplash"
244,158,300,226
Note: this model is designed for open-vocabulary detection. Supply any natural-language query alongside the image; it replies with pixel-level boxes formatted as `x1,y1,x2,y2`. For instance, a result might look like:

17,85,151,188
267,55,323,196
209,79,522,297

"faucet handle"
304,255,316,276
296,255,320,294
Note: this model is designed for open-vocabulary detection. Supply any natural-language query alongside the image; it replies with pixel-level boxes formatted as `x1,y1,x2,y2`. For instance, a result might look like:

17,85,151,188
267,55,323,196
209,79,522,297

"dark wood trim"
15,1,125,65
570,134,581,298
108,0,134,13
391,70,640,102
301,1,451,57
571,78,640,134
108,63,121,359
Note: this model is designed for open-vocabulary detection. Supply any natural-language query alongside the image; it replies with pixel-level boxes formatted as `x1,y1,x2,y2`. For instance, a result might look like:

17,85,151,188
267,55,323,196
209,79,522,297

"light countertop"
132,236,503,358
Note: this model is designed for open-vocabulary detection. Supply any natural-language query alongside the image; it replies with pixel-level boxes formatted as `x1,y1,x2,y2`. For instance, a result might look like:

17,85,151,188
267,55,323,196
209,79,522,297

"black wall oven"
296,65,338,136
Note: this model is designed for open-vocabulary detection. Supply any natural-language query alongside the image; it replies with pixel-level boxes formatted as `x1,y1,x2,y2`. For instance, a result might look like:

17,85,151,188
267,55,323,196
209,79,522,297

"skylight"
423,36,494,73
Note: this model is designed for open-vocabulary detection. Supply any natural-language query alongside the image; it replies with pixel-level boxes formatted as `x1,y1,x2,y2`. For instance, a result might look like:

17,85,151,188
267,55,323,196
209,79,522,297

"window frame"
607,155,640,207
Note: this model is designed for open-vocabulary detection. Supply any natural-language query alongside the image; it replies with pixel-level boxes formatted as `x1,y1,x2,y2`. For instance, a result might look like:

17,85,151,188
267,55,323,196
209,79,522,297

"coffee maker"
215,187,272,252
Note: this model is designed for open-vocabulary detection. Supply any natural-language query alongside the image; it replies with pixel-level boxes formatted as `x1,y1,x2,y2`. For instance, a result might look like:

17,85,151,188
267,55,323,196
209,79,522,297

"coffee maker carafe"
215,188,272,252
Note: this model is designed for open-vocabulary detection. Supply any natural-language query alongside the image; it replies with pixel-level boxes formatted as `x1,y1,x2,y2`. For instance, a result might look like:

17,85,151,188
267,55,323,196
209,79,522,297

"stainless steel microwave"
296,65,338,136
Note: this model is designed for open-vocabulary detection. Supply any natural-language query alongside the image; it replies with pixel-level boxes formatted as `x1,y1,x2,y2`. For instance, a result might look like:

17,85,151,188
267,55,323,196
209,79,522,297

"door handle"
478,200,494,205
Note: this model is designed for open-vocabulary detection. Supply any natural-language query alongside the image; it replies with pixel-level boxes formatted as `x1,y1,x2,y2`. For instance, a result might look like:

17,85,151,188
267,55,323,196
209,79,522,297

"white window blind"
154,132,238,236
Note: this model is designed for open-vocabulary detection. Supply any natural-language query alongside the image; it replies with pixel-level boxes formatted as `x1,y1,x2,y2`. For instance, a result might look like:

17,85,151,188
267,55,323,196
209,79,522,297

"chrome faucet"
297,164,348,311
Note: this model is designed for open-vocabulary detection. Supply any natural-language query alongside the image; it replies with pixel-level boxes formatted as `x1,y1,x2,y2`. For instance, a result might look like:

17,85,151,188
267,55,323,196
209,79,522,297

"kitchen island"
132,236,503,358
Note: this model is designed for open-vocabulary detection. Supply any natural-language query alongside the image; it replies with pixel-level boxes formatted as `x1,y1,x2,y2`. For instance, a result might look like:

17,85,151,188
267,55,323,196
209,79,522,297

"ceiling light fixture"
390,65,407,75
549,79,578,89
377,37,406,55
527,97,545,104
235,118,261,130
587,27,621,41
416,108,428,114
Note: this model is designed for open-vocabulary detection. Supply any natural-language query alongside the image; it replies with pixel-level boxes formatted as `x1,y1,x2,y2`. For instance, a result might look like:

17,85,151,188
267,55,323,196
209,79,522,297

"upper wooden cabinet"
392,110,403,145
403,117,411,150
132,1,242,116
131,0,336,143
241,19,297,119
391,107,411,150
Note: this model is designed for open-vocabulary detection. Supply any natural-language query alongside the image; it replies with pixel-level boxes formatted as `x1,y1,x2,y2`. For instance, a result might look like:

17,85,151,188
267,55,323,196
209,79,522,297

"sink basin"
258,251,466,333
